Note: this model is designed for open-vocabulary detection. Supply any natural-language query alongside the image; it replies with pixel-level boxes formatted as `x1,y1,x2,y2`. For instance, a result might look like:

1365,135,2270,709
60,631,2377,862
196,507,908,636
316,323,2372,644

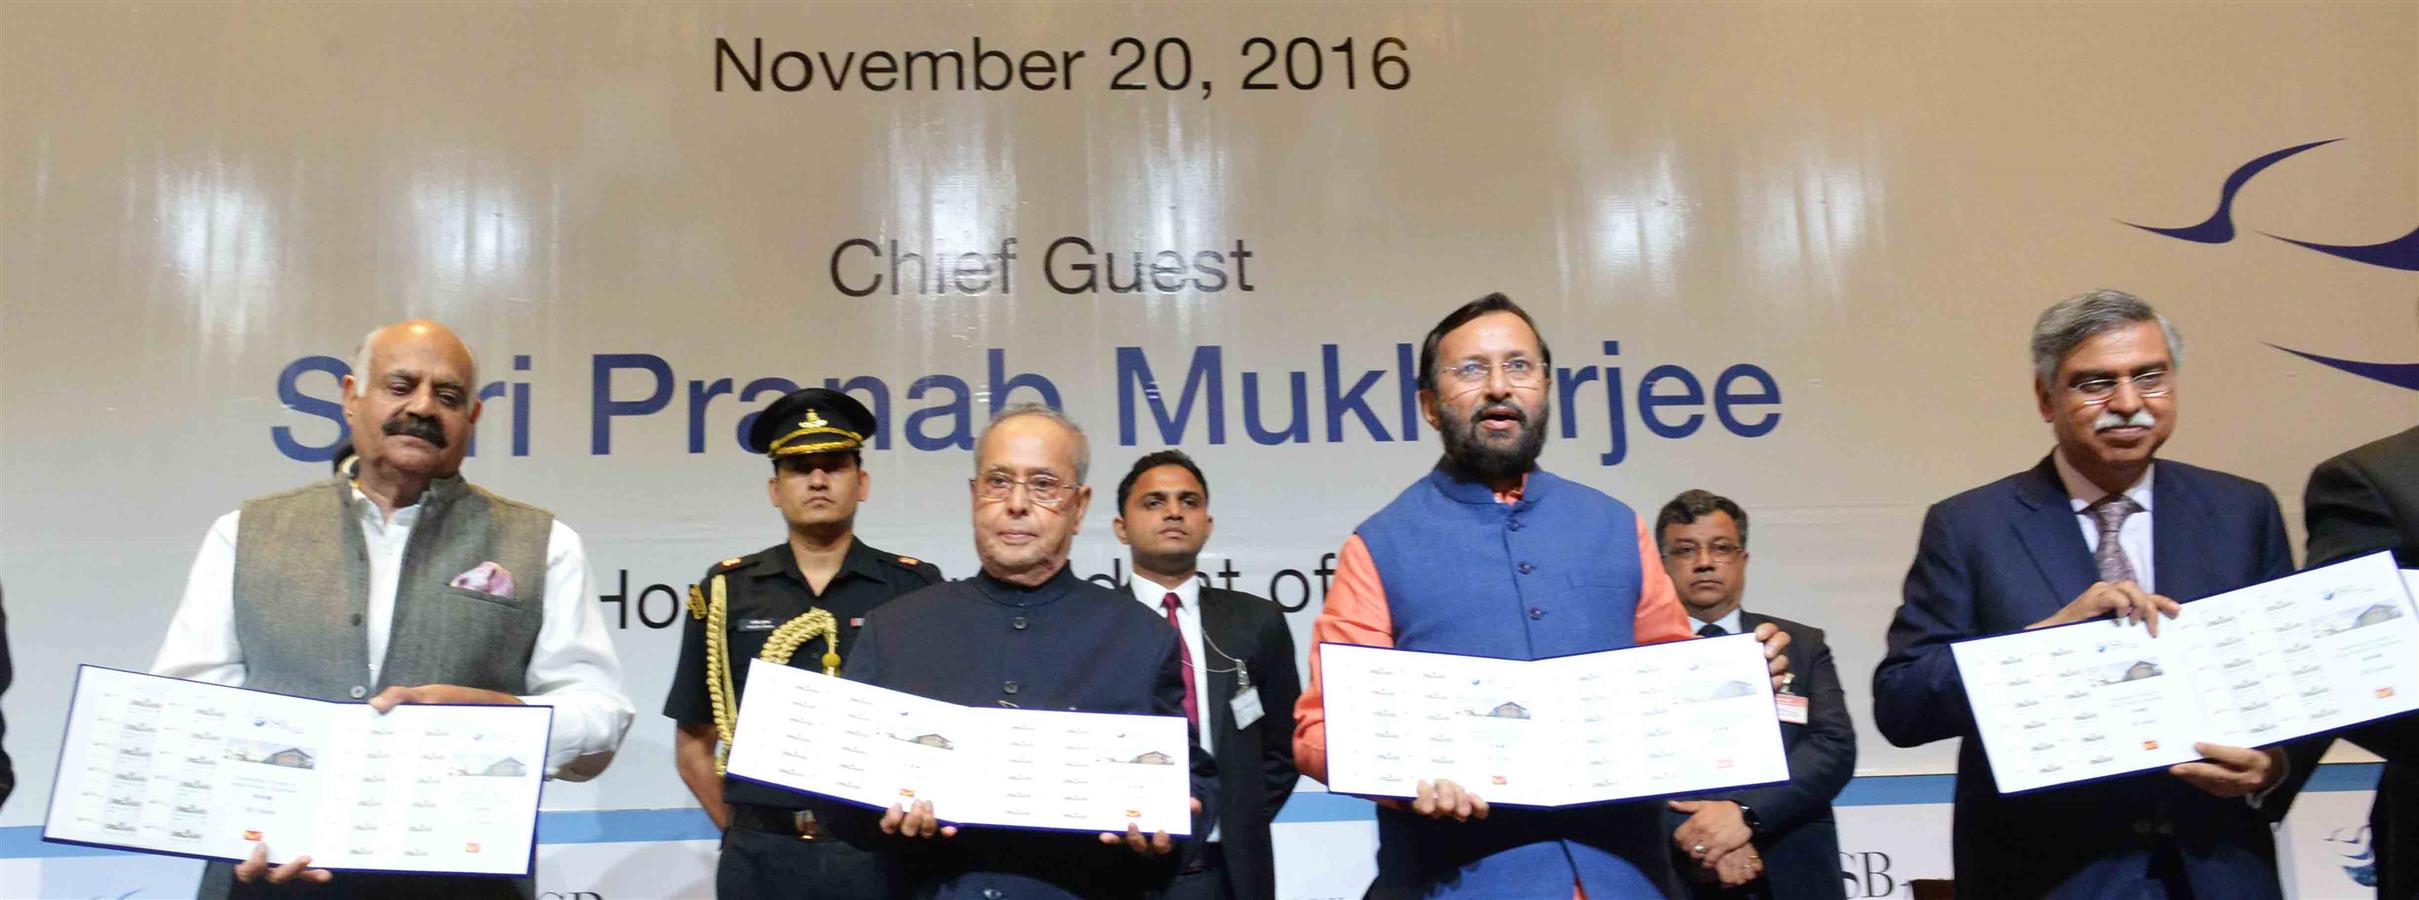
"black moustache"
382,415,448,448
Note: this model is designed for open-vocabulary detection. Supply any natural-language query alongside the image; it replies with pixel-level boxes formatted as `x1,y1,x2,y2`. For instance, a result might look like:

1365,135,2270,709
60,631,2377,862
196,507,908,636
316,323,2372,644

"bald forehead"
364,320,477,384
977,414,1080,475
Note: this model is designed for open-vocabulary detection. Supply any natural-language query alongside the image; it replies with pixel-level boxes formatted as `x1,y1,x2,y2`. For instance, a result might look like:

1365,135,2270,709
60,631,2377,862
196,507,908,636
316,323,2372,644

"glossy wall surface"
3,5,2414,893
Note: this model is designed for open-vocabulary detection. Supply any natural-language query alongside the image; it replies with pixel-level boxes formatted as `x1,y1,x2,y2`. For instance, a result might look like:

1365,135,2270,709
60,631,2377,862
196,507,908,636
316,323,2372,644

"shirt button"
349,685,368,699
983,891,1004,900
1011,616,1029,631
349,613,364,627
1528,607,1545,620
1002,681,1019,695
1508,520,1522,531
1518,562,1534,574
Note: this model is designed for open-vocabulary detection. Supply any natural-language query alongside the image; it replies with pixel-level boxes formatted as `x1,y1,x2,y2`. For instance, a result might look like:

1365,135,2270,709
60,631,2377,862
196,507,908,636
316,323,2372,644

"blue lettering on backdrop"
593,353,674,454
271,342,1787,464
904,374,974,450
274,353,535,461
1119,345,1225,446
272,356,350,462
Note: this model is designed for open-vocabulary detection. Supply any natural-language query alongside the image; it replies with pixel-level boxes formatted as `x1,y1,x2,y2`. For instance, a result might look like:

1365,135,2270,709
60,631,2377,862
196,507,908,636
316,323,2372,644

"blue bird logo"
2127,139,2419,271
2128,139,2419,391
2124,139,2340,245
2322,824,2377,888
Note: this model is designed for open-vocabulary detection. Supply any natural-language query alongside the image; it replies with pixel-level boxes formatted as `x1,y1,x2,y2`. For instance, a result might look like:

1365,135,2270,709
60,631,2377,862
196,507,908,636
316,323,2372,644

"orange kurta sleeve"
1292,534,1392,785
1631,513,1694,645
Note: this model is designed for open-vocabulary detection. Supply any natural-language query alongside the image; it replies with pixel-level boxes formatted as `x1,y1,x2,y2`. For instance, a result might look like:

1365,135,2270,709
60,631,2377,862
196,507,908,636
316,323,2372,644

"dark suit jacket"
2305,424,2419,900
1194,586,1303,900
1671,612,1854,900
829,570,1217,900
1873,456,2296,899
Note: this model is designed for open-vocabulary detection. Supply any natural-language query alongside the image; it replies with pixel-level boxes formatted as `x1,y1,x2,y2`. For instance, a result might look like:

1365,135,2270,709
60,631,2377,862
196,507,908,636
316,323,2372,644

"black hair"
1416,292,1554,391
1654,489,1749,548
1115,449,1209,511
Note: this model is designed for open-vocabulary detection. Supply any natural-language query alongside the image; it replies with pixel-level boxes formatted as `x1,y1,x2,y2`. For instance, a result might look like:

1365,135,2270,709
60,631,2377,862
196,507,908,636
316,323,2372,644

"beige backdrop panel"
4,2,2413,835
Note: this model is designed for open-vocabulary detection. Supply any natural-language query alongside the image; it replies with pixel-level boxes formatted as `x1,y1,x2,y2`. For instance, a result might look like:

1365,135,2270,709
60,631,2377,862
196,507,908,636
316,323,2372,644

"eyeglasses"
1663,541,1743,563
1441,358,1544,389
2068,370,2171,405
973,472,1074,507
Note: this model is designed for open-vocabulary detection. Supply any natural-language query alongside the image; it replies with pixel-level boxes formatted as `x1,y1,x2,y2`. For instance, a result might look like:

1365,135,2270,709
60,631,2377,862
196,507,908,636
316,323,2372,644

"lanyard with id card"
1774,672,1809,725
1197,617,1266,730
1228,659,1265,729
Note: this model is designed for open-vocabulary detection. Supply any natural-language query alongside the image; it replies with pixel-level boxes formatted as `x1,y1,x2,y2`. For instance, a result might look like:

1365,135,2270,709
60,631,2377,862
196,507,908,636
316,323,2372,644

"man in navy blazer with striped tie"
1874,290,2307,899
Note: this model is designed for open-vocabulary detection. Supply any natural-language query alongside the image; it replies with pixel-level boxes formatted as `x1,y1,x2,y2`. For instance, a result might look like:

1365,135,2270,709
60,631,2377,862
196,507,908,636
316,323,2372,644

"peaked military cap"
747,387,875,456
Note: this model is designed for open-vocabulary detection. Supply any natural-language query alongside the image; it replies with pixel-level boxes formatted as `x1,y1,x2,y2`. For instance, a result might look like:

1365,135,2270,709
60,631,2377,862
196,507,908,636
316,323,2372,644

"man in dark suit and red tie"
1874,289,2307,899
2304,424,2419,900
1111,449,1302,900
1657,490,1853,900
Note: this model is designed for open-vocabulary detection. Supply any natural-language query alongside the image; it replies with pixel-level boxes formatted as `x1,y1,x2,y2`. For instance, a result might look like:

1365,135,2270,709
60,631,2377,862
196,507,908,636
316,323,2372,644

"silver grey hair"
350,329,379,398
2029,289,2182,386
975,402,1090,484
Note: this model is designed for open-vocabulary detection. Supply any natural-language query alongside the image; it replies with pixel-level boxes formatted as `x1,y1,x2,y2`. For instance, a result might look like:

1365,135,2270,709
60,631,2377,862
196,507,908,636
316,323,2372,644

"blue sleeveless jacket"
1352,464,1676,899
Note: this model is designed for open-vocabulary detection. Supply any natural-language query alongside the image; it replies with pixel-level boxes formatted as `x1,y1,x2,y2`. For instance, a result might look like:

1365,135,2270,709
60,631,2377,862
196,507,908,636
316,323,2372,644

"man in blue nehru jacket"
1294,293,1793,899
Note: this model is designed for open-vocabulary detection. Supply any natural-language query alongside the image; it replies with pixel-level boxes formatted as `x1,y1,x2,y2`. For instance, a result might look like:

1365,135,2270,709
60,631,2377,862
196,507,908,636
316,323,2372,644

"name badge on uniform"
1774,673,1807,724
1229,686,1265,730
1775,693,1809,725
737,617,778,633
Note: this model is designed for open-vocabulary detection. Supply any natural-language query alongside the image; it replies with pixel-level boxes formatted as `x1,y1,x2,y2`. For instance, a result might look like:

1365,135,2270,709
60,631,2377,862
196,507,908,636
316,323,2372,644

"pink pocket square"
449,561,516,599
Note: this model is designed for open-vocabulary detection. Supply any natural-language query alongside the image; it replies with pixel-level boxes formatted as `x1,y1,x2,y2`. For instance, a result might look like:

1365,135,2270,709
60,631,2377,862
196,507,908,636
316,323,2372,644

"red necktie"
1161,592,1199,728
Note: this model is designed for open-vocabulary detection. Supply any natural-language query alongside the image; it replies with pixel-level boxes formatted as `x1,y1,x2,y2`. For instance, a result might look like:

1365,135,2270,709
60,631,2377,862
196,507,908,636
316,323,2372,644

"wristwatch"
1736,803,1763,836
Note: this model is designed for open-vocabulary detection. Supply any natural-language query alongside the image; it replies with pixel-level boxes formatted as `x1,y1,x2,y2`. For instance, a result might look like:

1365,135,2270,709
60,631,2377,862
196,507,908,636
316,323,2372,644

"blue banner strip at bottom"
3,763,2386,858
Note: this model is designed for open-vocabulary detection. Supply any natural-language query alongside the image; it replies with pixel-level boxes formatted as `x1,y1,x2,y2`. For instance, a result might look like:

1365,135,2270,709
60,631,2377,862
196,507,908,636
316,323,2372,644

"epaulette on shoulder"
890,555,942,582
688,557,746,620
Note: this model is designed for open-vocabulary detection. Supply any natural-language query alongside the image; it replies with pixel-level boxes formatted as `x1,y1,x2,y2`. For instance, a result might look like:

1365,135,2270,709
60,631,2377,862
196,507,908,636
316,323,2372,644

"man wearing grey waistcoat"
153,320,635,899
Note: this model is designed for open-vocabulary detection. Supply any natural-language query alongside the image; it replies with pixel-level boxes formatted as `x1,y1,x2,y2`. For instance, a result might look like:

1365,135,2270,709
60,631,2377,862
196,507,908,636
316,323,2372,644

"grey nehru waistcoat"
200,474,551,900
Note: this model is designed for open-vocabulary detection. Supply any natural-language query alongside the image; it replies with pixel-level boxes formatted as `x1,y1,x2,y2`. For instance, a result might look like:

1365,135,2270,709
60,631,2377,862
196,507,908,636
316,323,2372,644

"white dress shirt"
2052,450,2156,593
1129,574,1220,841
2049,453,2283,803
1695,607,1745,638
151,486,636,781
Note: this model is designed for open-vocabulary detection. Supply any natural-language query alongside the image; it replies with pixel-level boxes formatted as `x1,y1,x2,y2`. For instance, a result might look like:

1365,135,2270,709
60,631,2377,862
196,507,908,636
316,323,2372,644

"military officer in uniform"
664,387,942,899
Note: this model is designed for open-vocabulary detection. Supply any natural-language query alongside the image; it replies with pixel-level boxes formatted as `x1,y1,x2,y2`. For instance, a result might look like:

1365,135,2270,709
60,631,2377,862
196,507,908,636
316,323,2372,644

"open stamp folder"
723,663,1194,836
1319,633,1792,807
44,666,553,876
1953,550,2419,794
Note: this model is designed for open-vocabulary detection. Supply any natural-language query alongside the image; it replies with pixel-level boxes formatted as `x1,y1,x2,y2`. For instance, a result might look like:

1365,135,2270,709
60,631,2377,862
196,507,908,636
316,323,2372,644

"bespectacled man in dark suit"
1874,289,2320,899
1657,490,1854,900
1110,449,1302,900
